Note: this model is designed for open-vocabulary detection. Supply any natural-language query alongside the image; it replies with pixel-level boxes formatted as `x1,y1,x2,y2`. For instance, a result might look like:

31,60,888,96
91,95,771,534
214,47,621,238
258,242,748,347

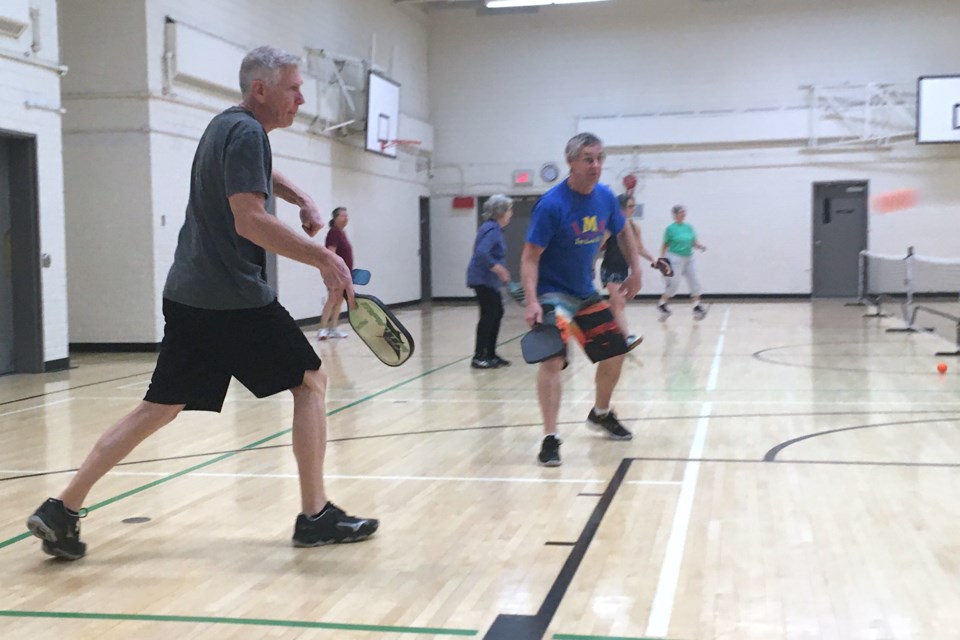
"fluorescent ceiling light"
485,0,610,8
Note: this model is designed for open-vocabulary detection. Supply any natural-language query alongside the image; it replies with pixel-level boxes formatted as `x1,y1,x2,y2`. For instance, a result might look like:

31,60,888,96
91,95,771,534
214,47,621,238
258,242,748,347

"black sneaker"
693,305,707,321
586,408,633,440
470,358,498,369
292,502,378,547
492,355,511,367
538,434,562,466
657,303,671,318
26,498,87,560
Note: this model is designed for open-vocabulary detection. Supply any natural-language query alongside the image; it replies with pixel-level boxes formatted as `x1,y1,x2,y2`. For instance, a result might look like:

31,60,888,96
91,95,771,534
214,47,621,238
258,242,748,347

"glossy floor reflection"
1,300,958,640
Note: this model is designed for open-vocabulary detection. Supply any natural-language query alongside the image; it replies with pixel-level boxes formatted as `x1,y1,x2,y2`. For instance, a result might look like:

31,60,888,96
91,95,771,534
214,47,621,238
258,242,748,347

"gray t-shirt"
163,106,276,310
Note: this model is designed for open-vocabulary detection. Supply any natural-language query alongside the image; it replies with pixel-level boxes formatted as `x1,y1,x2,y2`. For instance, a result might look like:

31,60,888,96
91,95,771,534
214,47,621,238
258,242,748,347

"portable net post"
909,252,960,354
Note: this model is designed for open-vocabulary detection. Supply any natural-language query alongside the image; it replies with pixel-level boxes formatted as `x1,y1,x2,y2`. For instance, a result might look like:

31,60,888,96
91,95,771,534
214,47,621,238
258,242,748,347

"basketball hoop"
379,139,422,153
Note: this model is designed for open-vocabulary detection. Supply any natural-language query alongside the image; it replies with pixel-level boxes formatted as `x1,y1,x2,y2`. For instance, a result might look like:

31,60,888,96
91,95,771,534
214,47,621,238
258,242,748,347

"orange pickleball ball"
937,362,948,374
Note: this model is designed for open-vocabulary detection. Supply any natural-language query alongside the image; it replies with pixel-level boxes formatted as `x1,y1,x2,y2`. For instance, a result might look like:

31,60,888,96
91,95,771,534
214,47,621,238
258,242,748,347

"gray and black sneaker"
538,434,562,467
471,358,498,369
657,303,671,318
693,305,708,321
586,408,633,440
26,498,87,560
292,502,378,547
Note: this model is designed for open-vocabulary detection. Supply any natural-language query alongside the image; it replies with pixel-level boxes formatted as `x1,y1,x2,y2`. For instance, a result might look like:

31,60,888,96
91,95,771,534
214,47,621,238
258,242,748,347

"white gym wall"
7,0,960,351
0,0,68,364
60,0,432,344
426,0,960,297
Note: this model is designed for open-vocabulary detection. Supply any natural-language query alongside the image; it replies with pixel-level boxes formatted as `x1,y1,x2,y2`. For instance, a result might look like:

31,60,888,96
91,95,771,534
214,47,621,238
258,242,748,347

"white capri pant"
662,252,702,298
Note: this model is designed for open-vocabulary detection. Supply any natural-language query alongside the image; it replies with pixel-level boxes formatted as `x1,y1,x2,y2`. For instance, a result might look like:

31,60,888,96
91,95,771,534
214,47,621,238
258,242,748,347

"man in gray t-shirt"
27,46,378,560
163,105,277,309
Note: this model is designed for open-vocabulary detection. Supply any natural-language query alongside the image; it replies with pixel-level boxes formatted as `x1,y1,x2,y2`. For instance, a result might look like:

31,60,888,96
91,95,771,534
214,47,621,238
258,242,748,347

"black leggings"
472,285,503,360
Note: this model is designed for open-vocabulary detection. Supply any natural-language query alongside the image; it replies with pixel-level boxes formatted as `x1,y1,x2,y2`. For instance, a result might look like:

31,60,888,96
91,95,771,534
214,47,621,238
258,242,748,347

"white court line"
115,379,151,390
0,467,683,486
704,308,729,392
705,335,724,392
645,401,712,637
645,318,727,637
60,396,960,407
0,398,72,418
0,468,681,486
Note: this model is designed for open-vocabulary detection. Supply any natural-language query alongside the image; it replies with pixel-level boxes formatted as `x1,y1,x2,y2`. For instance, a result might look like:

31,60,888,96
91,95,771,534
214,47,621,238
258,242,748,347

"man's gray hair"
239,46,301,99
565,132,603,162
482,194,513,221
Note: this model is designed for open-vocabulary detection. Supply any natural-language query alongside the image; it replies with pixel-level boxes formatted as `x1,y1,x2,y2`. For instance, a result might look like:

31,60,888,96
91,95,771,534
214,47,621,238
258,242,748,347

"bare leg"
59,401,184,510
290,368,329,515
319,289,344,330
537,357,565,436
607,285,629,336
595,354,625,410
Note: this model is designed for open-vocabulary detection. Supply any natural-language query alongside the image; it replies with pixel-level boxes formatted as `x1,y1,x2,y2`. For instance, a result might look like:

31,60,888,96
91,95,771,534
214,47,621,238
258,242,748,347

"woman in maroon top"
318,207,354,339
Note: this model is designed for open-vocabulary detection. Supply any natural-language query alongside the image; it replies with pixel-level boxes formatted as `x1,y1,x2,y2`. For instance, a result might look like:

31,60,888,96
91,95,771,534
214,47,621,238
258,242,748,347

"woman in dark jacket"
466,195,513,369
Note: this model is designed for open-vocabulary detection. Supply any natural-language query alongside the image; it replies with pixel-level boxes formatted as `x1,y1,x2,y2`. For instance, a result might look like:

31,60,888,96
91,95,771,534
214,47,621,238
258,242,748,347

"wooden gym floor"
1,299,959,640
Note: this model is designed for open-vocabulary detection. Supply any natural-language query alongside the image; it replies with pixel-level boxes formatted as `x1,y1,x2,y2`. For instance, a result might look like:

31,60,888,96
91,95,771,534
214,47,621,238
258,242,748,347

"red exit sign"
512,169,533,186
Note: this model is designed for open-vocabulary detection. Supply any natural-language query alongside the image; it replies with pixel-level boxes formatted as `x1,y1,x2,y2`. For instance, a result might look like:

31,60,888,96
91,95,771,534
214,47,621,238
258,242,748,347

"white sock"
593,407,610,416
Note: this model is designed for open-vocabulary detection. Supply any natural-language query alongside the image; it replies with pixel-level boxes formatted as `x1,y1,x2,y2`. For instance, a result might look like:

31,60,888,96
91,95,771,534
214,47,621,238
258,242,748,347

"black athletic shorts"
600,266,628,285
144,298,321,412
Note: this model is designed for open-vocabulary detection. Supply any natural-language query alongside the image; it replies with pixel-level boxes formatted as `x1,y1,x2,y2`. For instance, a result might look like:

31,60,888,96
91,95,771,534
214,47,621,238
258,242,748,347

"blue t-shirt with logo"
526,180,624,299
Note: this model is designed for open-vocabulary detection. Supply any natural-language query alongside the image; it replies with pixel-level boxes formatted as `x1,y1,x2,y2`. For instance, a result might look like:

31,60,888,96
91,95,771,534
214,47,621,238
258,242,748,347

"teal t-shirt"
663,222,696,257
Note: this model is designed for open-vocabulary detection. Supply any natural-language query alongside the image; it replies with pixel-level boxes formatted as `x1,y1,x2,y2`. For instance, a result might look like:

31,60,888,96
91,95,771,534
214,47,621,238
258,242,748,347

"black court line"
5,411,958,483
630,456,960,469
483,459,632,640
577,492,603,497
0,371,154,407
544,542,576,547
763,416,960,461
752,342,950,375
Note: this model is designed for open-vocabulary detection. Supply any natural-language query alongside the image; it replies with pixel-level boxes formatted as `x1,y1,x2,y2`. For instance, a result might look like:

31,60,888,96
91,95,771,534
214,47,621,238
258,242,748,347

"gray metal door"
477,194,539,283
1,133,43,373
812,181,868,297
419,196,431,300
0,139,13,374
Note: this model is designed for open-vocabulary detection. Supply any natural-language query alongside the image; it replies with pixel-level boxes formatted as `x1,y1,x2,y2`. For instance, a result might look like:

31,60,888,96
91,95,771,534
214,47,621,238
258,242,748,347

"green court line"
0,335,521,552
0,610,476,636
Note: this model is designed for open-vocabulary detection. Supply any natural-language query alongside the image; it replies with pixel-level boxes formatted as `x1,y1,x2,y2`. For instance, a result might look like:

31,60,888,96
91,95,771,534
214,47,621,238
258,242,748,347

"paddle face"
653,257,673,277
351,269,371,286
348,294,414,366
521,323,565,364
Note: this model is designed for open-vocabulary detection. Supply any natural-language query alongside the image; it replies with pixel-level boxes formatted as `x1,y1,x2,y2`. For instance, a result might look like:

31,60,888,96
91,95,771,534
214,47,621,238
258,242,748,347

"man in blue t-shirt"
520,133,642,467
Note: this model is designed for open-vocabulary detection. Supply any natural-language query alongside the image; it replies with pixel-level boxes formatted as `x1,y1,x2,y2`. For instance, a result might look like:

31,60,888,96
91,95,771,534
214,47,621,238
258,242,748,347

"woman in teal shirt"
657,204,707,319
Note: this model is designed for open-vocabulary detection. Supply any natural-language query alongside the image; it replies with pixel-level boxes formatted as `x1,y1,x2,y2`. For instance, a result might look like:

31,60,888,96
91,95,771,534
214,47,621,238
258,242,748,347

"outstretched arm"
615,225,642,299
520,243,545,327
230,192,354,306
273,170,324,237
631,222,656,264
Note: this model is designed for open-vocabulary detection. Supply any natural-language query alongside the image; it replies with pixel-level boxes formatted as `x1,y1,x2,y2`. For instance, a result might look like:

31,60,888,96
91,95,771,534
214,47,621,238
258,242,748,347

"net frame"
858,247,960,353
